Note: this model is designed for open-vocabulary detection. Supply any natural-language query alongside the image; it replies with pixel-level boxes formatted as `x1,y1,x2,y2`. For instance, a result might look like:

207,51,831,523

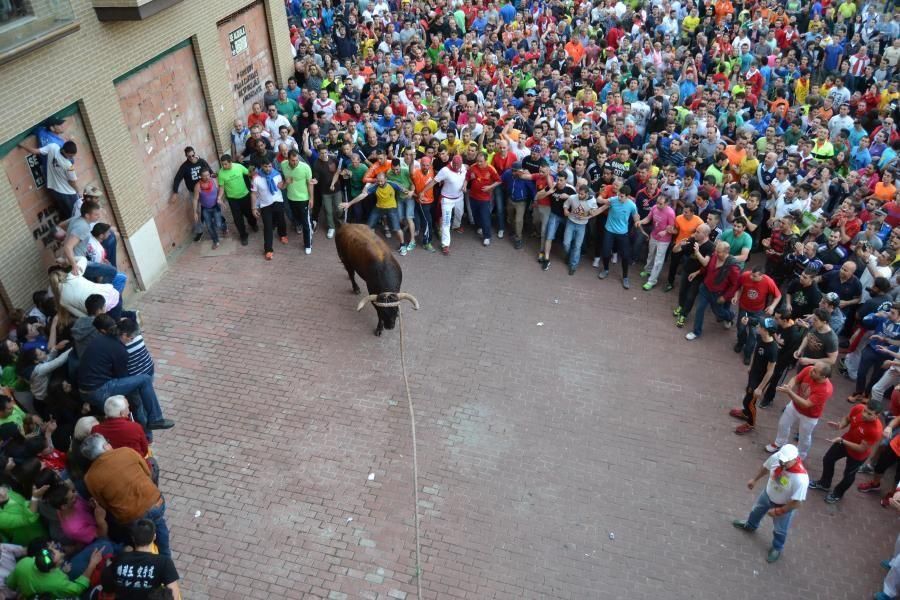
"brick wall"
1,111,135,284
114,42,218,255
217,2,276,119
0,0,293,311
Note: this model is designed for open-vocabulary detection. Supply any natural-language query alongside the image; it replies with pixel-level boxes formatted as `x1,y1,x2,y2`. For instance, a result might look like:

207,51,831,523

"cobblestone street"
142,229,894,599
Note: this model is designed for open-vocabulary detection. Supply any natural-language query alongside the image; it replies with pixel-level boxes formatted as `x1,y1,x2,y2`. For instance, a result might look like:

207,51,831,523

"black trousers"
678,269,702,316
288,200,313,249
260,203,287,252
818,442,864,498
667,249,684,286
761,362,792,406
227,194,257,239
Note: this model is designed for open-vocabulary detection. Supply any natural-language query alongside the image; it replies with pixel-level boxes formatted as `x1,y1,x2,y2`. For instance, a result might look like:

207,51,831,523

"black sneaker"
514,238,525,250
241,237,249,246
541,260,550,271
733,342,743,353
193,232,203,242
743,355,751,366
250,223,259,233
824,493,840,504
758,400,772,410
808,480,830,491
568,267,576,276
147,419,175,430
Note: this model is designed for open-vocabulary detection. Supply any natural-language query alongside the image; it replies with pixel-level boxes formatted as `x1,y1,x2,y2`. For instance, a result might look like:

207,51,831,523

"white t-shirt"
434,166,467,200
265,115,292,141
763,454,809,505
251,173,285,209
564,195,598,225
39,143,77,194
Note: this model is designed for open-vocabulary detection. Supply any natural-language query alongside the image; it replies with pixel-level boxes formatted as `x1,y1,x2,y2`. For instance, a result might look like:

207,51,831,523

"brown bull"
335,224,419,336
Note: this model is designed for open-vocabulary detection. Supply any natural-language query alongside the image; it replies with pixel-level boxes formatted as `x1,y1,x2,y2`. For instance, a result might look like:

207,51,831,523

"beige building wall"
0,0,292,320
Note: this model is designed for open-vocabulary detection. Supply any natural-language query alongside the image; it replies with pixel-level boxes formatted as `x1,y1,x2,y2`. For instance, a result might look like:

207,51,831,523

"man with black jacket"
170,146,218,241
78,315,173,432
759,308,804,409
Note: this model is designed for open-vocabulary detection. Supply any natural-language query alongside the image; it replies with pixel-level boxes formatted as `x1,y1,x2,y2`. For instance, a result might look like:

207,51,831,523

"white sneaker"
399,245,408,256
592,257,601,268
326,228,335,239
477,228,483,236
304,248,312,255
612,253,618,264
498,230,504,239
483,238,491,246
384,228,392,238
685,332,698,341
764,444,780,454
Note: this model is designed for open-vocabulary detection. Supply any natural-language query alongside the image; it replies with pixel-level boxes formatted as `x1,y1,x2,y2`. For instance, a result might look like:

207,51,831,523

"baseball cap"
775,444,799,463
511,161,523,170
759,317,778,332
823,292,841,307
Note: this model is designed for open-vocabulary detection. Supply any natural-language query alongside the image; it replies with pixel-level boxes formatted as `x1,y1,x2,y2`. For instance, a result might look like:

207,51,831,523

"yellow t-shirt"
374,184,398,209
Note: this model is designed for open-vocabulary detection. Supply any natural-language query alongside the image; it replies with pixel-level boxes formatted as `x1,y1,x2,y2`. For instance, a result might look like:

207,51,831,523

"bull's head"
356,292,419,334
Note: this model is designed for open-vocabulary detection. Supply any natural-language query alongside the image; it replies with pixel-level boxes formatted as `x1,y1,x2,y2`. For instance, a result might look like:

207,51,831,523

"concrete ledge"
94,0,184,21
124,218,168,290
0,21,79,67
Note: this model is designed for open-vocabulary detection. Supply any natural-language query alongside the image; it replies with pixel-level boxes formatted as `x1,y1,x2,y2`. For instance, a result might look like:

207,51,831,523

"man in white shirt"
264,106,292,141
419,155,468,255
732,444,808,563
250,159,288,260
18,139,79,218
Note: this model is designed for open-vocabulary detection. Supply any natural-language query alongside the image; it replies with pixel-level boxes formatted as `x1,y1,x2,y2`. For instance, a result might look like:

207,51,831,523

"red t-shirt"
467,163,500,201
793,366,833,418
491,152,517,175
843,404,883,461
93,418,150,459
738,272,781,312
533,174,551,206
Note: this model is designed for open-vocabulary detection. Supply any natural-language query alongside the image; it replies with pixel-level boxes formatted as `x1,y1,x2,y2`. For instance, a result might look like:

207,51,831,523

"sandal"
847,393,865,404
734,423,754,435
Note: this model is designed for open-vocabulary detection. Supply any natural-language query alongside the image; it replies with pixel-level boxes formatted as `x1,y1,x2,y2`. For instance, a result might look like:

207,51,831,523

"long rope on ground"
398,306,425,599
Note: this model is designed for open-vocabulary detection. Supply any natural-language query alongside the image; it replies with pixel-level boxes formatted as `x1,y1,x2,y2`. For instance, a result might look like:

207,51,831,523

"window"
0,0,77,63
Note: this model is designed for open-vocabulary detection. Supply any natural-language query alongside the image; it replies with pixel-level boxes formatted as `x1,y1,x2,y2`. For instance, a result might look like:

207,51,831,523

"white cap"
776,444,799,463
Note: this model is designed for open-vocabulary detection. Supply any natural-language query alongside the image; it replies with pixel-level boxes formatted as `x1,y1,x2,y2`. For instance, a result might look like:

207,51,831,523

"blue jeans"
101,231,118,268
67,538,119,579
138,498,170,557
543,212,565,244
201,206,225,244
82,375,164,426
562,221,587,269
691,284,735,336
492,187,506,233
744,489,796,551
471,199,492,240
83,261,119,286
736,309,765,361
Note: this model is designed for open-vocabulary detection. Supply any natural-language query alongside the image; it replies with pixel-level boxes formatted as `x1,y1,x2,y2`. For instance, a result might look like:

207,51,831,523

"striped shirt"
125,335,154,376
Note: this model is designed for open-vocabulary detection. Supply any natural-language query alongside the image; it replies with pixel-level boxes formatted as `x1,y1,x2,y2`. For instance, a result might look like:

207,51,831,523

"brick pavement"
139,227,895,599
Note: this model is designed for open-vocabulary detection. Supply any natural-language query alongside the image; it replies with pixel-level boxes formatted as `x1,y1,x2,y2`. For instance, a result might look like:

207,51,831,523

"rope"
397,306,425,599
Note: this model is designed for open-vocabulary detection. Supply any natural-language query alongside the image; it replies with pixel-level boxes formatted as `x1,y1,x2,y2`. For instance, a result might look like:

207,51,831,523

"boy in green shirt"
216,154,258,246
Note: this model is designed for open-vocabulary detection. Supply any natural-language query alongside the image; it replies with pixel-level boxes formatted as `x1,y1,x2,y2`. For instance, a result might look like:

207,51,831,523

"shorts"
368,206,401,231
397,196,415,220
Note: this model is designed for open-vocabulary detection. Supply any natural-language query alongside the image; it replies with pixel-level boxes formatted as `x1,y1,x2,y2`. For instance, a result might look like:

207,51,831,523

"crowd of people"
0,105,180,598
8,0,900,595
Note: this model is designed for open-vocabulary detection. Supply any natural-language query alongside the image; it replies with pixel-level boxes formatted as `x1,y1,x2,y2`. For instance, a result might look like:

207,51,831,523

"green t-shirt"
217,164,250,199
0,405,26,431
0,490,47,546
281,160,314,202
6,557,90,598
348,164,369,197
719,229,753,263
275,98,300,122
386,167,412,197
705,164,724,186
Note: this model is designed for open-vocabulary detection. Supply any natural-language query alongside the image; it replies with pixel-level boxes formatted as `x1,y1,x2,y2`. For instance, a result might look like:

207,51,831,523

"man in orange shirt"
363,149,393,184
564,37,586,66
412,157,437,252
665,203,704,291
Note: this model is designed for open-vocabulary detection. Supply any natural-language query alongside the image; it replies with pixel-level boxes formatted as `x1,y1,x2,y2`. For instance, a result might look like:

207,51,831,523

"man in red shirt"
808,404,882,503
491,140,517,239
466,153,502,246
766,364,834,459
91,395,157,482
732,267,782,365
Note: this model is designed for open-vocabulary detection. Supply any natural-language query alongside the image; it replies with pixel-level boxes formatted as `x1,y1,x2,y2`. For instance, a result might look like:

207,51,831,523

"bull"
335,224,419,336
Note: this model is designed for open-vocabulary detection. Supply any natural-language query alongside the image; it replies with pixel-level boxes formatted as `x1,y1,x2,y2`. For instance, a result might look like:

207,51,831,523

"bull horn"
396,293,420,310
356,294,378,311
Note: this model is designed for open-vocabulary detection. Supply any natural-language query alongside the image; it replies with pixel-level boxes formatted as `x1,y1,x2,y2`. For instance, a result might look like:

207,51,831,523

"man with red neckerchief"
732,444,808,563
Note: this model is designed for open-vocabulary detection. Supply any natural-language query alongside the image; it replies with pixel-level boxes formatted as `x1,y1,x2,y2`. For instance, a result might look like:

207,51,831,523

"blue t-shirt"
605,197,638,234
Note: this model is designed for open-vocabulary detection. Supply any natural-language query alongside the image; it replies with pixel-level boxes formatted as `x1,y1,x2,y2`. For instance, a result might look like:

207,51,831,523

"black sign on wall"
229,25,248,56
26,154,45,188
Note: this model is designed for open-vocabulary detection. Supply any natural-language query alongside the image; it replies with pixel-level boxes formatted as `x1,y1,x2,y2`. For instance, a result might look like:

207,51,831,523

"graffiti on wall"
31,207,62,251
234,63,261,106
